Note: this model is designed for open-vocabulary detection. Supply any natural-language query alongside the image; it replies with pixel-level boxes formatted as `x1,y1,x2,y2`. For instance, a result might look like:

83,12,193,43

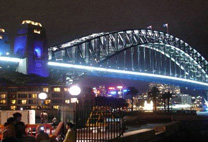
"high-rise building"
0,28,10,56
14,20,49,77
172,94,192,104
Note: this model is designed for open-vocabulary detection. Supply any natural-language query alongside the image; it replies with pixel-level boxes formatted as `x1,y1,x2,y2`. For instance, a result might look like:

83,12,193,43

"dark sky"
1,0,208,57
0,0,208,91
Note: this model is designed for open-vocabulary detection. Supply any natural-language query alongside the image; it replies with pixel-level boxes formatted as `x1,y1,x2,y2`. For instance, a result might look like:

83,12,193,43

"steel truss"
49,30,208,83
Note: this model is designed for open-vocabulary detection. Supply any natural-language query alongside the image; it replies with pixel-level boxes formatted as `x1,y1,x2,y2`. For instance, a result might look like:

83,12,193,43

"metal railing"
75,103,125,141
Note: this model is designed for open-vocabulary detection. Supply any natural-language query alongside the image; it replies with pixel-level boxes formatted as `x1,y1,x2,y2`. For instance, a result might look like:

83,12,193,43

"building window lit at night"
11,100,16,104
0,94,6,99
54,88,61,92
53,105,59,109
43,88,49,92
0,100,6,104
31,94,37,98
45,99,51,105
22,100,27,104
11,106,16,110
65,100,70,104
31,106,37,109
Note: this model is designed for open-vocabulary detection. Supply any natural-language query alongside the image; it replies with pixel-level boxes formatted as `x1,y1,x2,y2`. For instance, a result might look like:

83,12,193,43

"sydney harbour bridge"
0,29,208,90
48,29,208,90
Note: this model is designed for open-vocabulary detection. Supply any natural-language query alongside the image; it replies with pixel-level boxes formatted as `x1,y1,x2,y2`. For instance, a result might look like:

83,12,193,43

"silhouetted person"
16,122,36,142
52,116,57,129
63,122,75,142
13,112,22,123
2,117,18,142
36,125,50,142
40,111,48,124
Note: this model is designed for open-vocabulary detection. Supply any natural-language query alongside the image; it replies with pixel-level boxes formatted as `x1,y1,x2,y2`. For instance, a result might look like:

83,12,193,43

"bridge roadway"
0,56,208,90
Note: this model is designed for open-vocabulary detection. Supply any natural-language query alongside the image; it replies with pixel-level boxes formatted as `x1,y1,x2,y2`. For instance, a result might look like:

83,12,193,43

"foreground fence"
75,102,125,141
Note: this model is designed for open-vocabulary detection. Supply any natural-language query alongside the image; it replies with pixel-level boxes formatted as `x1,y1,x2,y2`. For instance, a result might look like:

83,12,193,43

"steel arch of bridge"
49,29,208,84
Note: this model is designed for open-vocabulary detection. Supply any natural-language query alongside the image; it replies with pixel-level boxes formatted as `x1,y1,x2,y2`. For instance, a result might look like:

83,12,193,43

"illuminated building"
0,28,10,56
171,94,192,105
192,96,203,108
149,83,180,94
0,85,74,110
14,20,48,77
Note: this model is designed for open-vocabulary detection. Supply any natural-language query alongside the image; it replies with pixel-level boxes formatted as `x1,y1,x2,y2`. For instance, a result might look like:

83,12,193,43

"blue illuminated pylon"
14,20,49,77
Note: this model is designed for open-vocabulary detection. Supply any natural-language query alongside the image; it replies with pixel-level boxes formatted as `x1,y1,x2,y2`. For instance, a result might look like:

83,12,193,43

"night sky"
0,0,208,91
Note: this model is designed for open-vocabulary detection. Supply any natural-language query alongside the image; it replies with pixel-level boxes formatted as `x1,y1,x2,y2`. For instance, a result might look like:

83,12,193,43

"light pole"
69,85,81,96
68,85,81,123
38,92,48,123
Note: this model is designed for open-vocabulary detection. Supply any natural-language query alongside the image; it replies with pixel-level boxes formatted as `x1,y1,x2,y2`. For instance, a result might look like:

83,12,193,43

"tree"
162,93,167,112
148,86,159,112
126,87,139,112
166,92,172,112
162,92,173,112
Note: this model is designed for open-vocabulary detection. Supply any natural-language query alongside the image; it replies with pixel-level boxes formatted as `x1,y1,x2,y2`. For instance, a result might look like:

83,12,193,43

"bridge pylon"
14,20,49,77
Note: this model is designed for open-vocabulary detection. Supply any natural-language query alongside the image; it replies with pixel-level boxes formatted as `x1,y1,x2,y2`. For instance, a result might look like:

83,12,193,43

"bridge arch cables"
49,29,208,86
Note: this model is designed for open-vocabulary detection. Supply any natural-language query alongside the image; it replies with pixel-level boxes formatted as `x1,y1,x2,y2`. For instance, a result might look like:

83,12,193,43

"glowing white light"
71,98,78,103
22,20,42,27
59,33,106,48
117,86,123,89
0,57,21,62
69,85,81,96
38,92,47,100
48,62,208,87
143,100,153,111
0,28,5,32
172,104,191,109
34,29,41,34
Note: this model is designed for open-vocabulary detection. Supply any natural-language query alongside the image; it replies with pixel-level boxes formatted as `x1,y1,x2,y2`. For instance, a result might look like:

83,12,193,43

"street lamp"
68,85,81,123
38,92,48,110
68,85,81,96
38,92,48,123
38,92,48,100
38,92,48,108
